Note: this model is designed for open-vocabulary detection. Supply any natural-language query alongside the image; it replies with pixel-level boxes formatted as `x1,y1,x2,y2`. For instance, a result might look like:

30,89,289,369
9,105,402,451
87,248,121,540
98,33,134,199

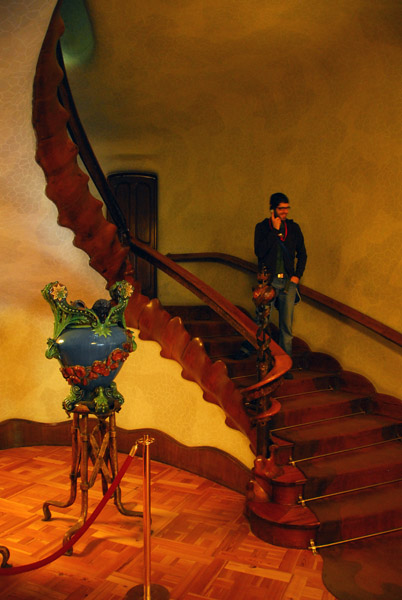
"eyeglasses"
277,206,290,210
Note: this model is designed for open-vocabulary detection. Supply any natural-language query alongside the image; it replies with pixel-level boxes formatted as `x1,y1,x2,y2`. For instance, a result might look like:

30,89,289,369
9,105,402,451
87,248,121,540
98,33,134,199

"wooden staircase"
165,305,402,552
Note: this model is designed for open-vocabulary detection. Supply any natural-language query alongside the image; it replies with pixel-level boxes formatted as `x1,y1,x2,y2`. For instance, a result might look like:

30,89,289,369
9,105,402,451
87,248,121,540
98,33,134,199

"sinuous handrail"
167,252,402,348
167,252,258,274
131,238,291,387
55,43,130,246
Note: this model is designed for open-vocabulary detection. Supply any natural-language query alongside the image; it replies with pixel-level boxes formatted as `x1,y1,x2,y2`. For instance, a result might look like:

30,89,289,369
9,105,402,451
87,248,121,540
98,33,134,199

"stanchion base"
125,583,170,599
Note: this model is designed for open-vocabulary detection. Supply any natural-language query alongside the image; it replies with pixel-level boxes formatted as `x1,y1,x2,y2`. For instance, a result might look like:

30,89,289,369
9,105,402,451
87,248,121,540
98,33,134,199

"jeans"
271,276,298,357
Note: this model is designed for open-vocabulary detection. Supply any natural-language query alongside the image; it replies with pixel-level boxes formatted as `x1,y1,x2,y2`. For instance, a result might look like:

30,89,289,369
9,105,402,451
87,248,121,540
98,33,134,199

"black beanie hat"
270,192,289,210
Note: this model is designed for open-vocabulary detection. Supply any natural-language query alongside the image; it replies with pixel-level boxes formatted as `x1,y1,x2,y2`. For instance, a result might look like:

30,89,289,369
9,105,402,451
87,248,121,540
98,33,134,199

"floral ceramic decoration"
42,280,136,414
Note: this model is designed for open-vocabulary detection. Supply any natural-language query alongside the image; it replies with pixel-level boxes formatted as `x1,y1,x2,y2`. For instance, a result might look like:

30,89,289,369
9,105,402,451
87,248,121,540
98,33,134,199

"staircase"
166,305,402,553
165,304,258,388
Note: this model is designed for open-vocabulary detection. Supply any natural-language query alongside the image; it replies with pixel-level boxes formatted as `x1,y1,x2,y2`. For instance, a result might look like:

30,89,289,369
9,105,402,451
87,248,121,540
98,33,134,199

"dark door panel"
107,173,157,298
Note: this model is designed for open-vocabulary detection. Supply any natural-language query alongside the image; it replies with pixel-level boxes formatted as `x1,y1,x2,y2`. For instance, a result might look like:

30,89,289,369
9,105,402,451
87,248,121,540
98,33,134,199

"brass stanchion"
125,434,170,600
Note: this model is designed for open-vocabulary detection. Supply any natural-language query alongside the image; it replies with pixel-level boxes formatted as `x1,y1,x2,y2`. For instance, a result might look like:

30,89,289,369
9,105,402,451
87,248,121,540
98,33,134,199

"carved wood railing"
167,252,402,348
32,0,287,459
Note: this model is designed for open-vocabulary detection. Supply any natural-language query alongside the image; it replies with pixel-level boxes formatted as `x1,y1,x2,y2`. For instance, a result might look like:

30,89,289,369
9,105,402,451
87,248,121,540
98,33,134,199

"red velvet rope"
0,451,138,575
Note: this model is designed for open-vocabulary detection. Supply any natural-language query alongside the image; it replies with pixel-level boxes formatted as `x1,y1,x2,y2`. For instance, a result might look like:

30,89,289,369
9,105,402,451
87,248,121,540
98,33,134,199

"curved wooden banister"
167,252,258,274
297,286,402,348
130,238,292,388
168,252,402,348
136,244,258,345
55,45,130,246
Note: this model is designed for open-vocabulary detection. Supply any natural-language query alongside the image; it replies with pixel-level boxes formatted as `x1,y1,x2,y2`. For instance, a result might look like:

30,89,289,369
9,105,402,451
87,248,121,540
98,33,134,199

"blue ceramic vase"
42,280,136,414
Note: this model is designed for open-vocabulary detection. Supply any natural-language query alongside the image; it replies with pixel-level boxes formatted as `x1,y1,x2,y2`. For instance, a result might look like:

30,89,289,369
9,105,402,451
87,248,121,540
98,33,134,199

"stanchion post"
125,435,169,600
143,434,152,596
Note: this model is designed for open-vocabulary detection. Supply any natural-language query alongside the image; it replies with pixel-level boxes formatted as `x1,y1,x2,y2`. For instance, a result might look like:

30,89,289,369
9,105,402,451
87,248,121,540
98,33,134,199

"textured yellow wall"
0,0,254,467
66,0,401,397
0,1,401,467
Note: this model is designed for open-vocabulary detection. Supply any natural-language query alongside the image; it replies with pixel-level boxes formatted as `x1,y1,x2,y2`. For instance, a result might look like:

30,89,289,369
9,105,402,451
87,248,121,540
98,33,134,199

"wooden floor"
0,446,337,600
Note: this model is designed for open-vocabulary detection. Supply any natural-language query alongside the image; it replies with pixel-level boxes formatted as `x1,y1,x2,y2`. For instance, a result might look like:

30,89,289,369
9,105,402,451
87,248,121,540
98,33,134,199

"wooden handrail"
56,43,130,246
139,245,258,345
130,239,292,389
167,252,402,348
167,252,258,274
131,240,291,376
297,286,402,348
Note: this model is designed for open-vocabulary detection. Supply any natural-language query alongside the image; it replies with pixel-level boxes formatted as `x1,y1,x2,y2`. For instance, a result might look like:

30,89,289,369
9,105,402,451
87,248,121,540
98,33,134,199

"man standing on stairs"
254,192,307,378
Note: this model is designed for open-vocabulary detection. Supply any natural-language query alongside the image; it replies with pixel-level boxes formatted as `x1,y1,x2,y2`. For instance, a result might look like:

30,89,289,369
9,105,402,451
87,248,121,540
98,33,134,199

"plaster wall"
0,0,254,468
64,0,401,398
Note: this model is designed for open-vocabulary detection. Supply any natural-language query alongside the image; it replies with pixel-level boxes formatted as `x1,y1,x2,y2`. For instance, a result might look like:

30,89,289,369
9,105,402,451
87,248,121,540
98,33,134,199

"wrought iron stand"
42,405,142,553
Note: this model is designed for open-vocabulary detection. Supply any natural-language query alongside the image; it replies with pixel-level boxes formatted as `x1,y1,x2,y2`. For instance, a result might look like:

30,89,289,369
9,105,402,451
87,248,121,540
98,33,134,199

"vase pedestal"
42,404,142,554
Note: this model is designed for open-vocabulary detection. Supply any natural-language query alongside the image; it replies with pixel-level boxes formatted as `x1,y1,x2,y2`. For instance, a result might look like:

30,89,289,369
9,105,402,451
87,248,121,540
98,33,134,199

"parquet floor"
0,446,337,600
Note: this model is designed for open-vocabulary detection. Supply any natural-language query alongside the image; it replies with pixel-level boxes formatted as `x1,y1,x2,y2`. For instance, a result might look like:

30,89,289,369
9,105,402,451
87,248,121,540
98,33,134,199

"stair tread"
232,375,259,388
300,440,402,498
274,370,340,396
301,439,402,476
276,389,367,405
287,368,339,379
273,465,307,486
200,334,243,342
272,389,369,428
274,413,400,444
271,440,402,491
310,480,402,541
320,530,402,595
314,476,402,506
248,500,320,528
184,318,238,326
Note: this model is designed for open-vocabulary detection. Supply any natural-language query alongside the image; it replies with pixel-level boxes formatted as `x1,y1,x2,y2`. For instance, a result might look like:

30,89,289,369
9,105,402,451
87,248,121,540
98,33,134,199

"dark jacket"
254,218,307,279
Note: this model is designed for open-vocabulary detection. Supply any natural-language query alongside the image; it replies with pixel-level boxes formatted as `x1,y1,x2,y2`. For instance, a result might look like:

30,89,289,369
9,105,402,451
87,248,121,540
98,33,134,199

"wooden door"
107,173,157,298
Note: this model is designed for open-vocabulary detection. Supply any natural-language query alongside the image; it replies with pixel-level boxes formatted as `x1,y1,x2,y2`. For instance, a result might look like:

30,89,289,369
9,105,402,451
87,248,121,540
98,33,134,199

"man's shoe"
284,371,294,380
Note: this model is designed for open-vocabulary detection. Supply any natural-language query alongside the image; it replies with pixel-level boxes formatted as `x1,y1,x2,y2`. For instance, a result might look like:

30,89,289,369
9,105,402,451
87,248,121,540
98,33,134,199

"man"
254,192,307,378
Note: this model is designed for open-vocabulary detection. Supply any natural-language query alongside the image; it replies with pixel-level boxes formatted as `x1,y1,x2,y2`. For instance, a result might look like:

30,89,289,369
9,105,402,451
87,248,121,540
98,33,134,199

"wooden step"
165,305,221,320
310,479,402,545
269,464,307,505
183,319,239,338
231,375,259,391
300,439,402,500
266,438,401,504
203,335,244,357
272,413,401,462
320,529,402,597
291,351,342,374
223,356,257,378
268,439,402,505
246,499,319,548
273,370,340,397
271,389,371,429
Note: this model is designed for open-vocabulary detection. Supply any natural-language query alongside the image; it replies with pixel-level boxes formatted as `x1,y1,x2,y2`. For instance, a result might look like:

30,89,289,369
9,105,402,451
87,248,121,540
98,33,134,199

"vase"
42,280,136,415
